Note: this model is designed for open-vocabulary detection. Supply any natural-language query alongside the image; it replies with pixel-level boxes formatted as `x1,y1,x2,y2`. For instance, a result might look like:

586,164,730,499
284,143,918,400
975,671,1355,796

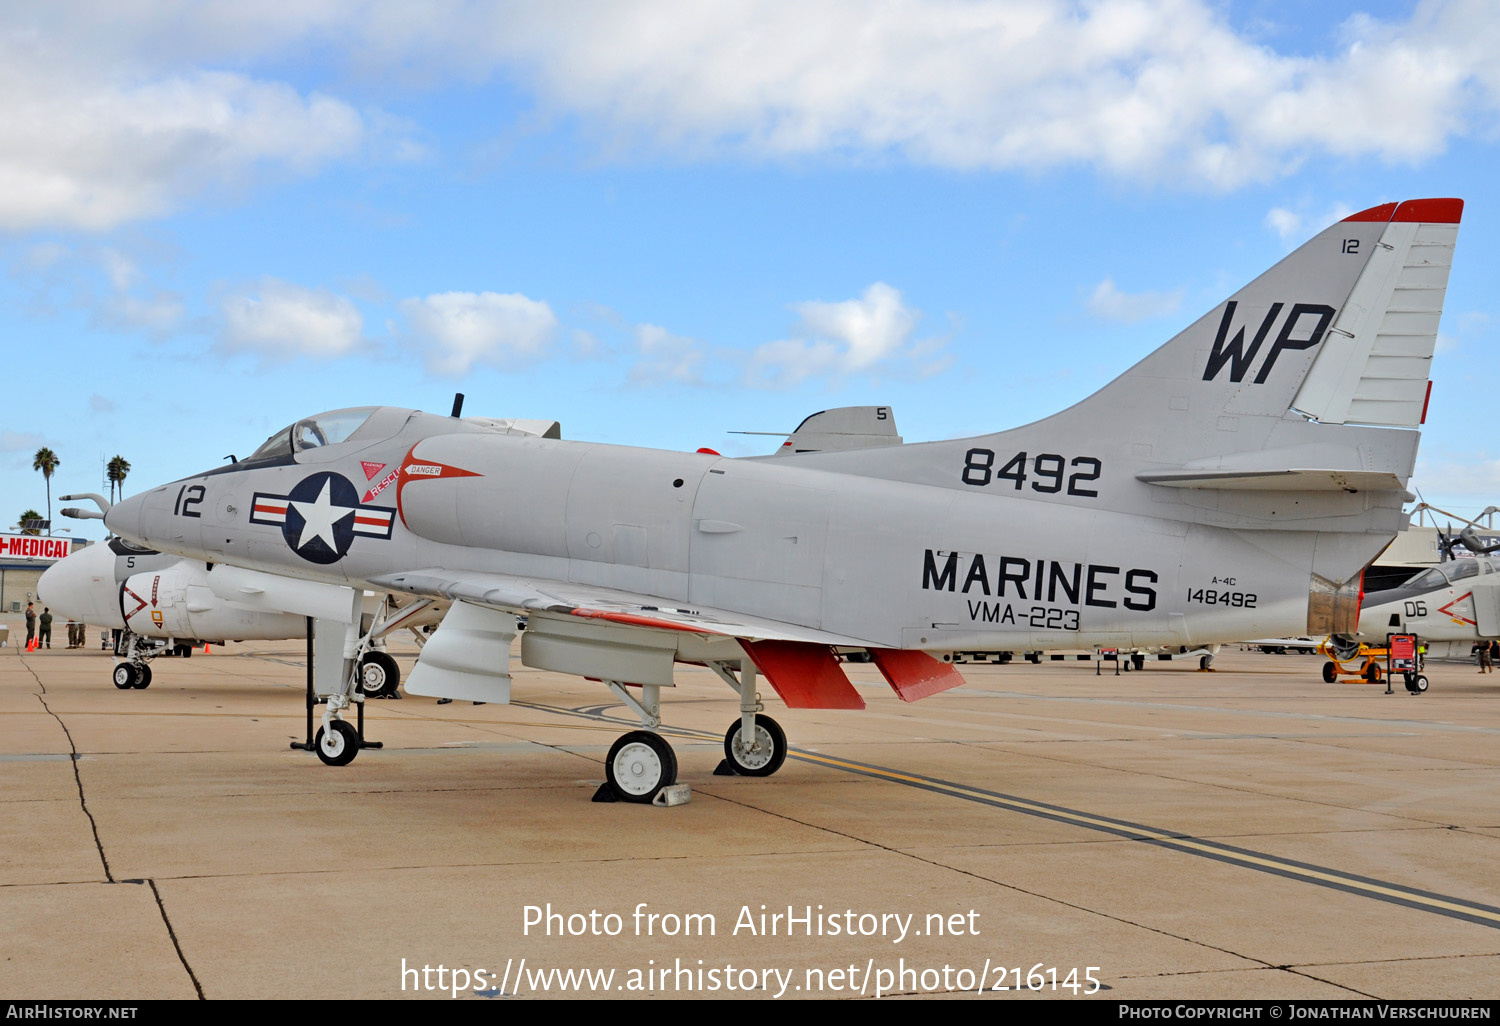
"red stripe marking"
868,649,967,703
1392,197,1463,224
253,503,286,514
569,609,722,634
741,640,865,710
1439,592,1478,627
1342,202,1397,223
1421,380,1433,425
353,514,389,526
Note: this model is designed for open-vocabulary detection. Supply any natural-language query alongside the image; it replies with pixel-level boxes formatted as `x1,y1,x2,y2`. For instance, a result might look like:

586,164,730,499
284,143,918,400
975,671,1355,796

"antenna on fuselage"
451,393,465,418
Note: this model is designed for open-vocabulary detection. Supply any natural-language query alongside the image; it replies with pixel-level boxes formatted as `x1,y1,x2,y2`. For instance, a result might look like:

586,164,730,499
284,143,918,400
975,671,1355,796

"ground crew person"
38,607,52,649
25,602,35,647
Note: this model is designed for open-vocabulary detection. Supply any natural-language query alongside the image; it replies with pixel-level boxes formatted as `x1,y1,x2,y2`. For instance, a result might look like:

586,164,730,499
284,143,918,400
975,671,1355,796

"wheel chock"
713,759,738,776
653,784,691,808
591,783,618,803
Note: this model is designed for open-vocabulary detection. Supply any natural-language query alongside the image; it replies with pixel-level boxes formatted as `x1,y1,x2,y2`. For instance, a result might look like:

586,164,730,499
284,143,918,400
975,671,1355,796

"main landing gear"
112,660,152,689
593,658,791,803
110,630,155,689
355,650,401,698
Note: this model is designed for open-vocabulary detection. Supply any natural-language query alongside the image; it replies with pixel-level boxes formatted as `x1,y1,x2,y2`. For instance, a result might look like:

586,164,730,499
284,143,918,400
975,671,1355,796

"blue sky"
3,0,1498,539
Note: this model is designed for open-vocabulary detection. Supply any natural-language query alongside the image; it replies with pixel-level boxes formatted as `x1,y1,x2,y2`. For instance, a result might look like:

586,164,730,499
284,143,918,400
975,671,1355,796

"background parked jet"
103,199,1463,802
35,525,426,693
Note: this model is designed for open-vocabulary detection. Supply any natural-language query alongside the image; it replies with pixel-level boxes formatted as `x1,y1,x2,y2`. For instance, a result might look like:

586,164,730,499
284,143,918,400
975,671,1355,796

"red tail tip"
1343,198,1463,224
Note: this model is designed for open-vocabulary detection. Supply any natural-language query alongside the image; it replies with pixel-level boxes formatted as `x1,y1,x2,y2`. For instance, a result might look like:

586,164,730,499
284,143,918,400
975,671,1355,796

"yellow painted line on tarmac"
783,749,1500,928
516,699,1500,928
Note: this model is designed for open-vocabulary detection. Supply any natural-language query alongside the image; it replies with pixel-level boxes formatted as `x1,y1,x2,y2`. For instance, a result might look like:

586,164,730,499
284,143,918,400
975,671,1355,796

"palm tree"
17,509,42,535
107,455,131,503
32,447,59,534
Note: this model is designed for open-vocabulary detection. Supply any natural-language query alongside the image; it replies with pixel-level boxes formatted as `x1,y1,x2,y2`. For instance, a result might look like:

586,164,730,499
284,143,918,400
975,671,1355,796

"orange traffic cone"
203,644,211,654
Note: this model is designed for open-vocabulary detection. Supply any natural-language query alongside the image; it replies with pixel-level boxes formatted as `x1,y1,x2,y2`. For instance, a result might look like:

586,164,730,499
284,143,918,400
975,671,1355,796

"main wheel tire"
357,651,401,697
723,714,788,777
1322,661,1337,684
112,663,136,690
133,663,152,689
315,720,360,767
605,731,677,803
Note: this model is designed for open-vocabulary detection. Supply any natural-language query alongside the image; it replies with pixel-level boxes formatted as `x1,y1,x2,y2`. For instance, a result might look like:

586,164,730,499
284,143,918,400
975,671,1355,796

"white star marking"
290,479,355,552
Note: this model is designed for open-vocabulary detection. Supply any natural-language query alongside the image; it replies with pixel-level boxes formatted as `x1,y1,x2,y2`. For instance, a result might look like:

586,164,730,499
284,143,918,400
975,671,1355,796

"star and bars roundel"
249,472,395,564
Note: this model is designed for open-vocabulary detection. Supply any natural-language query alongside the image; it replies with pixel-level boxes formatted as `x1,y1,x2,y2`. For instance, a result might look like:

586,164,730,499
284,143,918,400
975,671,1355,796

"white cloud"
401,290,558,376
0,47,366,231
3,0,1498,216
1087,277,1184,324
406,0,1500,189
0,431,44,452
221,279,363,359
630,324,705,385
89,394,116,414
748,282,938,388
1265,201,1356,248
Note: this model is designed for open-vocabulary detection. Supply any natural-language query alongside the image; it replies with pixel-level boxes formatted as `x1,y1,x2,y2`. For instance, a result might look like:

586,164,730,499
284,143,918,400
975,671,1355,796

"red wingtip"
1343,198,1463,224
696,447,721,456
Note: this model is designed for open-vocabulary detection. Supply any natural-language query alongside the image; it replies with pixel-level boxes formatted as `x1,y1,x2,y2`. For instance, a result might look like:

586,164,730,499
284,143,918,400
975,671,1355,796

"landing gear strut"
707,659,789,778
593,682,679,802
723,713,787,776
109,630,154,689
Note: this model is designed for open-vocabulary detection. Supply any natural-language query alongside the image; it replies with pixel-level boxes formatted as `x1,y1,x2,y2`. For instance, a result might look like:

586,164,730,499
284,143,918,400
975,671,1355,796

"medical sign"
0,534,73,562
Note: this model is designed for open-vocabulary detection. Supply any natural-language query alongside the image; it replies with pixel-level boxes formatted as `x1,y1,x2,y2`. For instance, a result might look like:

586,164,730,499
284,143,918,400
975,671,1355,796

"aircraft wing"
366,567,968,708
366,567,879,647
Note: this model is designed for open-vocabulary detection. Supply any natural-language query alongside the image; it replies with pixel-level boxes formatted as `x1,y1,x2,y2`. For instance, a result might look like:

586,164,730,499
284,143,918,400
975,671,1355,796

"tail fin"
773,406,902,455
792,198,1462,494
1074,197,1461,441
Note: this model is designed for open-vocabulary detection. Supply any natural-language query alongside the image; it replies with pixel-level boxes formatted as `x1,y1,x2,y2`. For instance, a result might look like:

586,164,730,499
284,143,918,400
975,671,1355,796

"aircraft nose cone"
105,492,145,546
37,543,127,628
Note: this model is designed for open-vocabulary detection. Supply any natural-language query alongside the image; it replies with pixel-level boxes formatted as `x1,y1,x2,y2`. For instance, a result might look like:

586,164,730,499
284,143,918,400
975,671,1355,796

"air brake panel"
868,649,966,702
740,640,864,710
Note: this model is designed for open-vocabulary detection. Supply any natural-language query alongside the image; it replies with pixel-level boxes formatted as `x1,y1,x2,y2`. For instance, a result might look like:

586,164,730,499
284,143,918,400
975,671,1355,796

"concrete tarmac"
3,637,1499,1000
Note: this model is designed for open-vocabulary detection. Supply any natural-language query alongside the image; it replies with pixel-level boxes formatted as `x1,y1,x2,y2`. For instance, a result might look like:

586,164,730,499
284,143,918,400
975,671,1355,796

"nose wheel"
111,662,151,689
315,720,360,766
722,714,788,777
604,731,678,803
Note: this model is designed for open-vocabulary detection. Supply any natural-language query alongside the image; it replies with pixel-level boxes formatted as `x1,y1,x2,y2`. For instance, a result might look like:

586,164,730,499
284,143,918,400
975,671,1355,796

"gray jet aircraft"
104,198,1464,801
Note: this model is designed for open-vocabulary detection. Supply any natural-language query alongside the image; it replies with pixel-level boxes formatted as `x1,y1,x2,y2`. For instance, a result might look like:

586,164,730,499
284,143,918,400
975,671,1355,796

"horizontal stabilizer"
868,649,966,702
1137,468,1403,491
741,640,865,709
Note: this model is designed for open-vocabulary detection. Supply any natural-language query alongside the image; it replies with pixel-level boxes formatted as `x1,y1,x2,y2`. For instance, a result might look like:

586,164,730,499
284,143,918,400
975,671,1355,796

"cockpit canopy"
1404,559,1491,591
247,408,380,463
